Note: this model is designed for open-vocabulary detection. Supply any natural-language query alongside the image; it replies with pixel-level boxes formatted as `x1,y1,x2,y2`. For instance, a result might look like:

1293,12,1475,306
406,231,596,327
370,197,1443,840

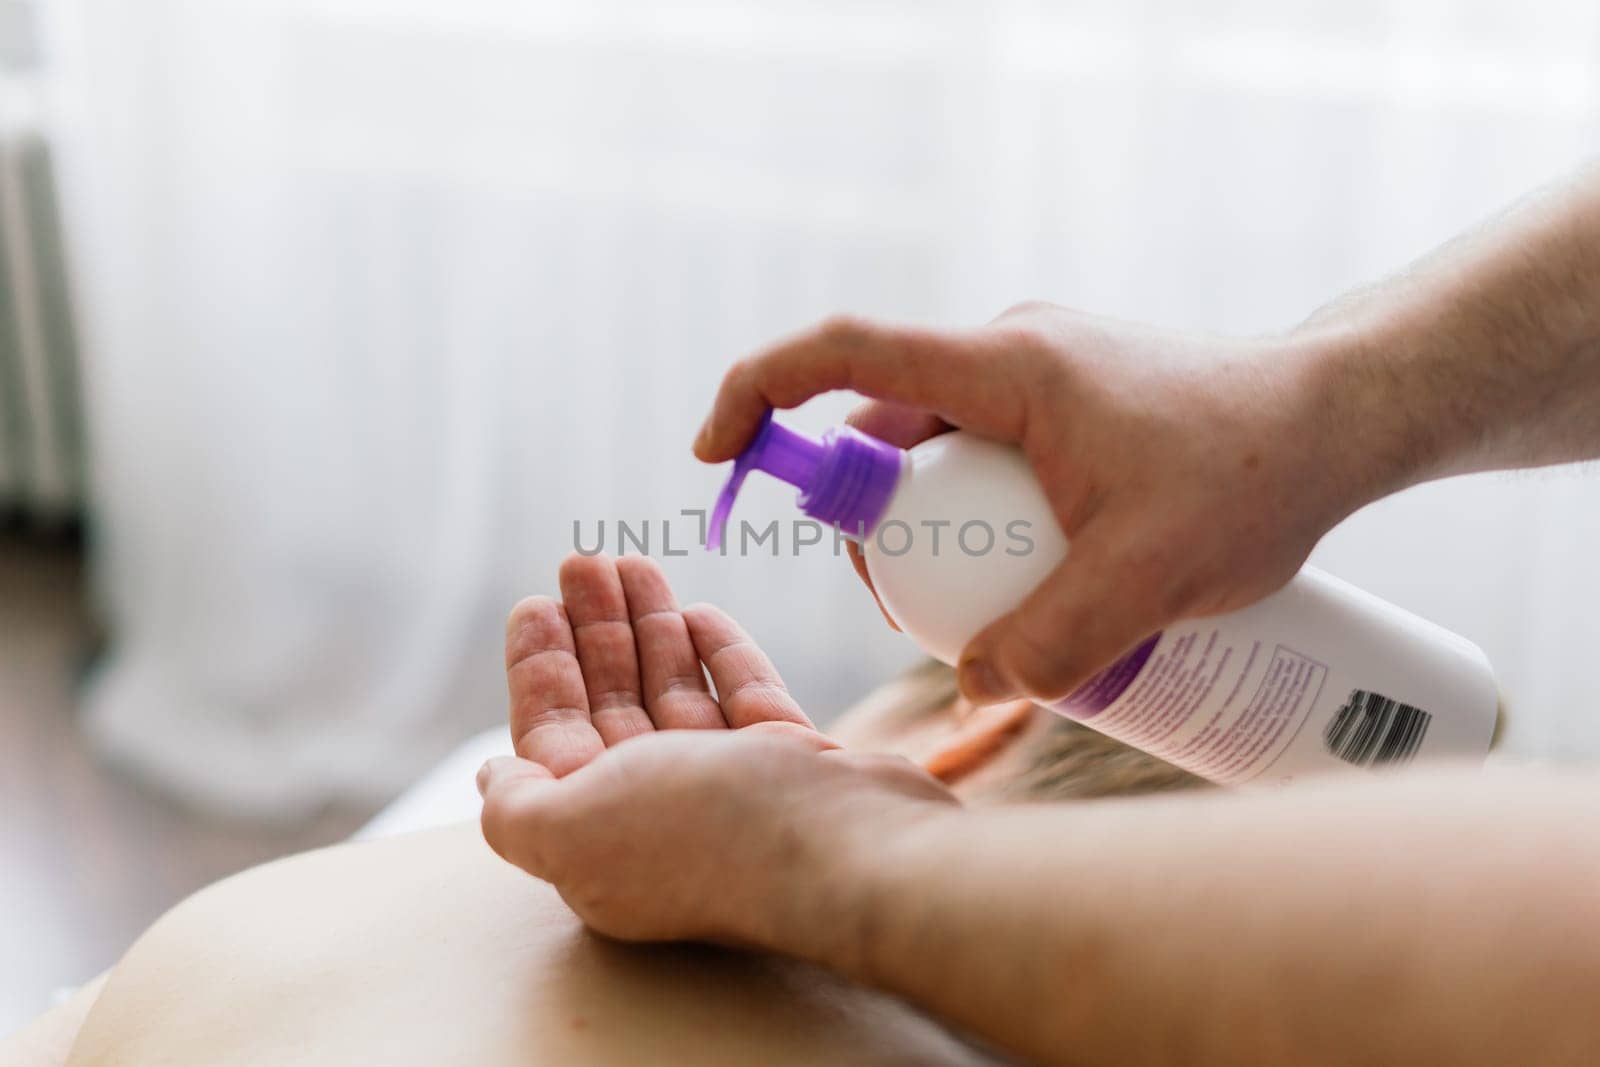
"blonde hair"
862,660,1207,802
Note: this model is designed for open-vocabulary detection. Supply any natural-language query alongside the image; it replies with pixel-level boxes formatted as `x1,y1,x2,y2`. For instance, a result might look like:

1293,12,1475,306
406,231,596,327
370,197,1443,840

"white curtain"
38,0,1600,818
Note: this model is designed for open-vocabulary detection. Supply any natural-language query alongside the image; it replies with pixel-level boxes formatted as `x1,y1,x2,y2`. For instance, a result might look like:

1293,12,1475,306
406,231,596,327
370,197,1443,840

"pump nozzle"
706,410,905,551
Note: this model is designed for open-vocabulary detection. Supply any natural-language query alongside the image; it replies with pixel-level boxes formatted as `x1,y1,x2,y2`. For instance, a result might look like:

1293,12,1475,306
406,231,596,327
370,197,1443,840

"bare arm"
825,766,1600,1066
1302,168,1600,499
481,738,1600,1067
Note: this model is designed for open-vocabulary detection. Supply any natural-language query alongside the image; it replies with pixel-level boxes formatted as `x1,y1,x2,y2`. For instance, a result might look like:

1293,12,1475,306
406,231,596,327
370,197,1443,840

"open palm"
504,553,817,776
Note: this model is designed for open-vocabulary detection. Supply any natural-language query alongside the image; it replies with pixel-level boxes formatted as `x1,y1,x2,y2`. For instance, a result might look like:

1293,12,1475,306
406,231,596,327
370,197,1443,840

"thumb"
478,756,560,876
477,754,556,797
957,538,1174,705
822,749,961,805
739,720,844,751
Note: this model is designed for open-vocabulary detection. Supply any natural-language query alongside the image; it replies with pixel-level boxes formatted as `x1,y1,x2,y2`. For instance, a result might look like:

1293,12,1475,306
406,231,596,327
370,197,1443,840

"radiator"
0,54,84,523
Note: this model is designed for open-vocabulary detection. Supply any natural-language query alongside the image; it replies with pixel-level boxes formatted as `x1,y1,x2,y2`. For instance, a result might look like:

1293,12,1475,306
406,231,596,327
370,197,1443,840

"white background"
39,0,1600,816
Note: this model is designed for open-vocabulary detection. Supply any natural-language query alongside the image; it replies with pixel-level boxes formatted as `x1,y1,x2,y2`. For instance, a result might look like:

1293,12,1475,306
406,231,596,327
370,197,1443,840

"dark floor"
0,533,372,1034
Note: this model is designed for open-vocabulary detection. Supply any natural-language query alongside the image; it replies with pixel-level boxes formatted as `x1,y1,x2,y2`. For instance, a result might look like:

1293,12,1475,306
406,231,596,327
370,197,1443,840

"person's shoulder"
63,823,508,1066
0,975,107,1067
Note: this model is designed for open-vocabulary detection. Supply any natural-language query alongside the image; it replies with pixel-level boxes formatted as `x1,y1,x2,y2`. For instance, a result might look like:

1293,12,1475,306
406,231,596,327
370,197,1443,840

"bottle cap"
707,411,905,550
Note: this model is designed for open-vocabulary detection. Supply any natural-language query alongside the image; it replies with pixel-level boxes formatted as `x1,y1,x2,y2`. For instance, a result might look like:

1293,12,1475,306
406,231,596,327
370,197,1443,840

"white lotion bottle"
710,413,1499,784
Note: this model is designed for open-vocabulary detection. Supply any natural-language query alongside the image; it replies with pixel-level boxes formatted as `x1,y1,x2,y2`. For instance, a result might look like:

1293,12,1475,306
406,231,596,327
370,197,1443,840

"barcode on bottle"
1322,689,1432,768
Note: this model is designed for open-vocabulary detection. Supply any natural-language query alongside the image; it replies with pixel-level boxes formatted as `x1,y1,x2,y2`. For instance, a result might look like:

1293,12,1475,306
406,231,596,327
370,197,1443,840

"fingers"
957,533,1171,704
693,316,1028,463
682,603,814,729
505,596,606,775
615,555,725,730
560,554,655,746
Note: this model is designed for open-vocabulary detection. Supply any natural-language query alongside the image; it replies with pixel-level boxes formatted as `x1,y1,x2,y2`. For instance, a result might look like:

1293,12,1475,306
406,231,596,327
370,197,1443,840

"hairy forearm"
785,768,1600,1066
1295,168,1600,504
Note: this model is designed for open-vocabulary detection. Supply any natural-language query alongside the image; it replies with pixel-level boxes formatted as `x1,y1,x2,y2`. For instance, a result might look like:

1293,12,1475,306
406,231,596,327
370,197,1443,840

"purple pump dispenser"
708,411,905,550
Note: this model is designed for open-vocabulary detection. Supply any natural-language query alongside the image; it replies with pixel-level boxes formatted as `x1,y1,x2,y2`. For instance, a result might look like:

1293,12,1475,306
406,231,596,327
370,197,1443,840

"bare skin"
483,169,1600,1065
481,739,1600,1067
491,553,959,946
54,823,1001,1067
0,980,104,1067
503,551,822,778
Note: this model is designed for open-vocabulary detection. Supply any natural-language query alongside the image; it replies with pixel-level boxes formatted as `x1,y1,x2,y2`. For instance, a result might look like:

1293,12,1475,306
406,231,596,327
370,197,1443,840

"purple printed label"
1056,632,1162,719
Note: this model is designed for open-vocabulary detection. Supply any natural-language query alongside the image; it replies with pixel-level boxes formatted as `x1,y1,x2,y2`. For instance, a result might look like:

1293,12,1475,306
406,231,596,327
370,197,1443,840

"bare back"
65,824,1002,1066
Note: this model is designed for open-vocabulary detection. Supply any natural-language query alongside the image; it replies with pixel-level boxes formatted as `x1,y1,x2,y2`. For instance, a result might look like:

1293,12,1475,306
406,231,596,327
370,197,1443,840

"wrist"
1282,175,1600,484
1278,315,1458,512
758,791,962,981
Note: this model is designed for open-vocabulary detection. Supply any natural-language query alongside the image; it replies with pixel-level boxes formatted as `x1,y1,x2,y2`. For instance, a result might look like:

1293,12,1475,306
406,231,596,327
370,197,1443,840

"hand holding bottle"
695,303,1374,705
698,172,1600,706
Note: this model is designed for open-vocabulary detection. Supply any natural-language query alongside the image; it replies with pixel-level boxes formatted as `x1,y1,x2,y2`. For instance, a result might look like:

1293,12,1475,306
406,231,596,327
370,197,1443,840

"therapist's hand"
505,552,817,776
479,726,956,947
695,303,1377,705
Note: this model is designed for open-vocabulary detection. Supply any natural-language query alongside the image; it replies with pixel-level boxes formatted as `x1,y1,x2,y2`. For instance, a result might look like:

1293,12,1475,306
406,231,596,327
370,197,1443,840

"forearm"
1295,168,1600,503
782,767,1600,1066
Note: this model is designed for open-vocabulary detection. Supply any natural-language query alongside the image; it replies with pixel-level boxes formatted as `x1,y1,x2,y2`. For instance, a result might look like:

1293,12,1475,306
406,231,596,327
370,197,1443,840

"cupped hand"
478,725,957,947
505,552,816,776
694,303,1369,705
489,553,958,945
